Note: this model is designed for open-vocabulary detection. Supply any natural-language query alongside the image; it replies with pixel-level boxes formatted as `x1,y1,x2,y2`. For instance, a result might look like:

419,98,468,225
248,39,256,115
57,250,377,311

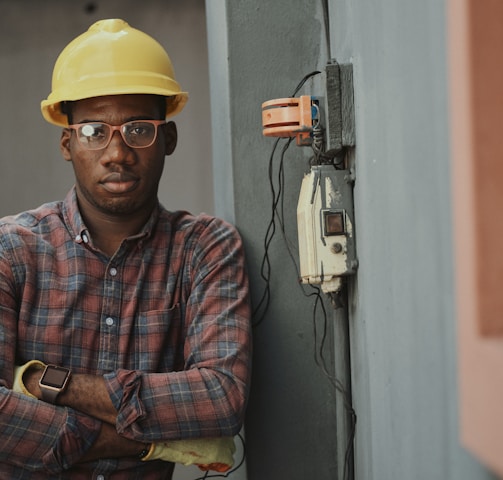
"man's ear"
164,121,177,155
60,129,73,161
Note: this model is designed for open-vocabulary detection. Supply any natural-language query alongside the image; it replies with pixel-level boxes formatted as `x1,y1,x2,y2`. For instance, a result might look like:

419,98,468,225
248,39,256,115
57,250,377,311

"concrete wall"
327,1,497,478
206,0,501,479
207,1,342,479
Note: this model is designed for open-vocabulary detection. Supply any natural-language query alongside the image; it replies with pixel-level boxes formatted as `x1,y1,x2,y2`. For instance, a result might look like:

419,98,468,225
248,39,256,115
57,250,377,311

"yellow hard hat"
41,19,188,127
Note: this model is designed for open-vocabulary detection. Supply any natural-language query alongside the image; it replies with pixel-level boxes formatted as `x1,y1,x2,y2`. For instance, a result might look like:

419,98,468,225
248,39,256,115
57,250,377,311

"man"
0,19,251,479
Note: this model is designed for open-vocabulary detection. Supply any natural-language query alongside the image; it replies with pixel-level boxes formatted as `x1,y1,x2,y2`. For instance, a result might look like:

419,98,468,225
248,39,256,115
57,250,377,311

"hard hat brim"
41,91,188,127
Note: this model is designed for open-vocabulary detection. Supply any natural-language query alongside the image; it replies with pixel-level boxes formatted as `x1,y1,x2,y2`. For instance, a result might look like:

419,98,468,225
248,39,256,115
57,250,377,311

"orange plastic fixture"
262,95,314,146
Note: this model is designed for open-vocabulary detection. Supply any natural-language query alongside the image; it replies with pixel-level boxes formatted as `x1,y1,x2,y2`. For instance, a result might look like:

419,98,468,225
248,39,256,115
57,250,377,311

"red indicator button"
324,211,345,236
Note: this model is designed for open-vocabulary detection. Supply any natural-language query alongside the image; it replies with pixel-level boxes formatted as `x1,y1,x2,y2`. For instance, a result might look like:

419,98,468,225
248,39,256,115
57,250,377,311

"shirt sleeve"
104,216,252,442
0,255,102,473
0,387,101,473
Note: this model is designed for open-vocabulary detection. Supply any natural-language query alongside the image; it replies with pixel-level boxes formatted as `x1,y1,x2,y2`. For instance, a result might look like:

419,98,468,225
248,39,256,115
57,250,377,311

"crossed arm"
0,214,251,473
22,370,146,462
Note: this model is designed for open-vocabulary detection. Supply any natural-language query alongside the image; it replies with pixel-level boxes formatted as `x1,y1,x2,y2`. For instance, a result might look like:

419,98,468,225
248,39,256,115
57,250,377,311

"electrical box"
261,62,357,295
297,165,357,293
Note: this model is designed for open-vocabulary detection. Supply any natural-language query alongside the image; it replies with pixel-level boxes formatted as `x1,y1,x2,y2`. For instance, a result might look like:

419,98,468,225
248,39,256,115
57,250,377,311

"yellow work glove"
142,436,236,472
13,360,46,398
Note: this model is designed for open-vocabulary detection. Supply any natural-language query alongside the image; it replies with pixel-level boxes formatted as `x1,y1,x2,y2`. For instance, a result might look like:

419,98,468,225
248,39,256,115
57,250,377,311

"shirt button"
105,317,114,326
75,234,82,243
109,267,118,277
82,234,89,244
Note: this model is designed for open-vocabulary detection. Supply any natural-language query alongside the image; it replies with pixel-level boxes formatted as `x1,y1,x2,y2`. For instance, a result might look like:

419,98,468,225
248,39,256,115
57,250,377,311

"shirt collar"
62,186,160,247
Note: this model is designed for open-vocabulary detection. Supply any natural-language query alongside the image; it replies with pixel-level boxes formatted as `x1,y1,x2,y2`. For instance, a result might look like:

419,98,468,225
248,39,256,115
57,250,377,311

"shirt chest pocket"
133,304,184,372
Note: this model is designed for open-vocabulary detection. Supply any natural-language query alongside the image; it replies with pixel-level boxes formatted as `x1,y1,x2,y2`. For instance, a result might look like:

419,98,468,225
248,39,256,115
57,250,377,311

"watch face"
41,366,70,388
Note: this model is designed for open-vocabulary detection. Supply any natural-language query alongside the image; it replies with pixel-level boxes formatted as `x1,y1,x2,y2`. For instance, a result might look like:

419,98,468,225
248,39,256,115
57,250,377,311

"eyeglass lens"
76,121,162,150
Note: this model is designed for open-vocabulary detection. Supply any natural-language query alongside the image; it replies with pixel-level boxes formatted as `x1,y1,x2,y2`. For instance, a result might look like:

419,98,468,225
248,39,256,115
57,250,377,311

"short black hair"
61,94,168,125
60,101,74,124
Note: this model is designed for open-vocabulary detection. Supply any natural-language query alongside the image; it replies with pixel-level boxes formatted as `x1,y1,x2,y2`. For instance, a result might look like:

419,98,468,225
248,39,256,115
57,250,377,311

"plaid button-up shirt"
0,188,251,479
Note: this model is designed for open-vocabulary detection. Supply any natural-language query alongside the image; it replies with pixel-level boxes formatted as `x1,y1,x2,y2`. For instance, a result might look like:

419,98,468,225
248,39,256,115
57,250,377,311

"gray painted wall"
207,1,342,479
329,1,496,478
206,0,500,479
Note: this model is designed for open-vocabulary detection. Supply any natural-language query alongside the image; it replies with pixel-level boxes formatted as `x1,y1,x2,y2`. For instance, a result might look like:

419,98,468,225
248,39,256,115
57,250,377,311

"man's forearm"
23,368,149,461
25,369,119,425
59,373,118,425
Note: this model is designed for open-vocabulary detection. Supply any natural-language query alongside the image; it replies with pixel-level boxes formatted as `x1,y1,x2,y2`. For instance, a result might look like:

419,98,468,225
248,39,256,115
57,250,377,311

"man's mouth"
100,172,139,194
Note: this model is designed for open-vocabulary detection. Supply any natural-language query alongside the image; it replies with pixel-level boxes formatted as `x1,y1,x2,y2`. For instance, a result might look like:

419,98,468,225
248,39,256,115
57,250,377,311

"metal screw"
331,242,343,254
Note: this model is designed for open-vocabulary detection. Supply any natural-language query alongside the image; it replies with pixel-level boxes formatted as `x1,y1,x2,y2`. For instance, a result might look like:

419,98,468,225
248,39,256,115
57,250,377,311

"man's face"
60,94,177,219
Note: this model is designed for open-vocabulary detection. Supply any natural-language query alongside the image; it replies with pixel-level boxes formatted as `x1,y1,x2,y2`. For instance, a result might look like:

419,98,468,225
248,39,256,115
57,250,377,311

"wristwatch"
38,365,72,404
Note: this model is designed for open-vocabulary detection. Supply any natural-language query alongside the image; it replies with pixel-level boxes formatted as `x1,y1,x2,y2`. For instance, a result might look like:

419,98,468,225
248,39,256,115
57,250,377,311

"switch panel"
297,165,357,293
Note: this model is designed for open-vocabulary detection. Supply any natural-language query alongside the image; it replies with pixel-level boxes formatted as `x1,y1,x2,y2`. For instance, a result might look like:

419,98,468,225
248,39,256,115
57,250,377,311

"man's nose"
101,131,134,164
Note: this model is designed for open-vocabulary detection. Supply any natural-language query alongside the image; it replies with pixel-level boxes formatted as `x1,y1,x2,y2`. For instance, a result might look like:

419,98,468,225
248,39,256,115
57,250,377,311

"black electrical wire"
291,71,321,97
252,70,357,480
278,181,357,480
252,137,287,327
307,284,356,480
253,71,321,327
253,133,356,480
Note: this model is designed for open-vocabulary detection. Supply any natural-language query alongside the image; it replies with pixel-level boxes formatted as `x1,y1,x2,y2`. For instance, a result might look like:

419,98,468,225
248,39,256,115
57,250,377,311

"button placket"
98,261,121,370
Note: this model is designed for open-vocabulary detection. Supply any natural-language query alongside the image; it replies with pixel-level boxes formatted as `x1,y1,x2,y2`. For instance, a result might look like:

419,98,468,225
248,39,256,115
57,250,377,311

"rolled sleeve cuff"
103,369,146,438
47,410,101,472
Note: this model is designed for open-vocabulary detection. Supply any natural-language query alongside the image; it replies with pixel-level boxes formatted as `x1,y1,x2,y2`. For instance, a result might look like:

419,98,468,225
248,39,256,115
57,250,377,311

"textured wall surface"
207,0,500,479
207,1,343,479
328,1,495,478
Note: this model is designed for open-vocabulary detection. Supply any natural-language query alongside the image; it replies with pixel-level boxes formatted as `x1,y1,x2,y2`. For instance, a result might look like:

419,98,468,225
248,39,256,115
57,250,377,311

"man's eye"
129,126,149,137
81,124,106,138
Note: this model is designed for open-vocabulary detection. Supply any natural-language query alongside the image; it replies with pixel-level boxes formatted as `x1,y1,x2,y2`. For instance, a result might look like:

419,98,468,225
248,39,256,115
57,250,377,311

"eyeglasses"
68,120,167,150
